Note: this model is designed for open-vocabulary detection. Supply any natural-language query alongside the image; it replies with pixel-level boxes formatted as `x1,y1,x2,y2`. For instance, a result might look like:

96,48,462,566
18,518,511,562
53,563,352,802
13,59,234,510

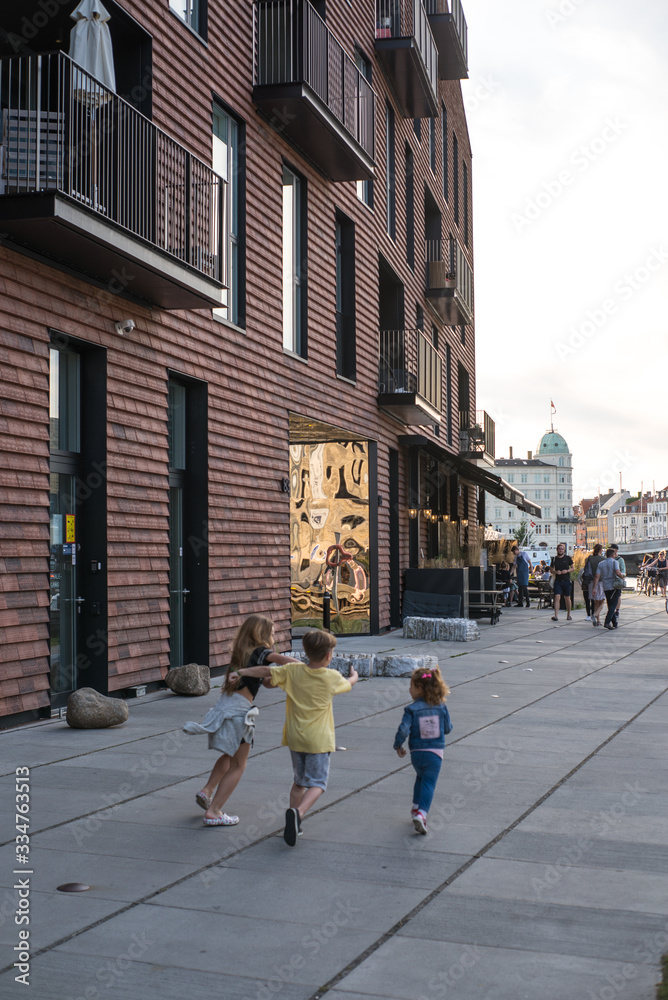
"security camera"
114,319,135,336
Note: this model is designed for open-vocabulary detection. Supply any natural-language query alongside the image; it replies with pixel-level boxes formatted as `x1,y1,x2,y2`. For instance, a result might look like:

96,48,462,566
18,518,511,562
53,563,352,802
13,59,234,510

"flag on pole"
550,400,556,412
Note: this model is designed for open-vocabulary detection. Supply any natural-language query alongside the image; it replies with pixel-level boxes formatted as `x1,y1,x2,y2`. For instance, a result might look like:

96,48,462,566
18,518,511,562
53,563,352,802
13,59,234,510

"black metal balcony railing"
459,410,495,459
423,0,468,75
375,0,438,116
425,236,474,324
0,52,225,283
379,329,442,414
254,0,375,163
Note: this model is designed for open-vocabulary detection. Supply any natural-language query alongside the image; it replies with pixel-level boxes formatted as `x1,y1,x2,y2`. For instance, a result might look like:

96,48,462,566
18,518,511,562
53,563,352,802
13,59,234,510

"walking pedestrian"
228,629,358,846
593,548,625,630
550,542,574,622
393,666,452,835
511,544,531,608
609,544,627,625
645,550,667,598
583,543,605,626
183,614,295,826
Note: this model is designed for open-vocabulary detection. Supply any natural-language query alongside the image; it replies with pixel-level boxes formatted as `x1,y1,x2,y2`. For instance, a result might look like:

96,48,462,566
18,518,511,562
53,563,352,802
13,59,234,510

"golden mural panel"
290,440,370,634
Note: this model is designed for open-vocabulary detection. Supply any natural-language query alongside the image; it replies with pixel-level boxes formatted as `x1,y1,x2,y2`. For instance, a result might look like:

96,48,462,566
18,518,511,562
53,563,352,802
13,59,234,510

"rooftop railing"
0,52,225,282
254,0,375,161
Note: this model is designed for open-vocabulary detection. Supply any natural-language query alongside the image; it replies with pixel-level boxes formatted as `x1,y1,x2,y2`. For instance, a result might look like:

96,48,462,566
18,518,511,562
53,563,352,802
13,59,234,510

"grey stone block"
66,688,129,729
374,654,440,677
165,663,210,696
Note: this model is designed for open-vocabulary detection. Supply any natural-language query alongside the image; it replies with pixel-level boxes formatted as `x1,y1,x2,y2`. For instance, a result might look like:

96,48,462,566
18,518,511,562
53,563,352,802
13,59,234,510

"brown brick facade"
0,0,479,723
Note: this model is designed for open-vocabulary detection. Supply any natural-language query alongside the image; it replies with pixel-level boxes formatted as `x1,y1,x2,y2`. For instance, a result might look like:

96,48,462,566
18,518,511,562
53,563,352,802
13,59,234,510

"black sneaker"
284,807,299,846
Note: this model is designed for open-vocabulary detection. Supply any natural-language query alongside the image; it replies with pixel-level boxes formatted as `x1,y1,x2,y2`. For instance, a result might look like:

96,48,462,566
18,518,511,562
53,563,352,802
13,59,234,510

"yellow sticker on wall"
66,515,76,543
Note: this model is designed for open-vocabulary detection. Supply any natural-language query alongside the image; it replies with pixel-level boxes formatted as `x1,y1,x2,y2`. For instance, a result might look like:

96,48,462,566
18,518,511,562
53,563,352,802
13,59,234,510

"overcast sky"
463,0,668,501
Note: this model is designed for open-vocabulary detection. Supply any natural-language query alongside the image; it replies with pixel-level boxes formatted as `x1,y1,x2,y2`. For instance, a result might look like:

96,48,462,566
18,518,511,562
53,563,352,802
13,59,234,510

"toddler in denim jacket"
393,665,452,834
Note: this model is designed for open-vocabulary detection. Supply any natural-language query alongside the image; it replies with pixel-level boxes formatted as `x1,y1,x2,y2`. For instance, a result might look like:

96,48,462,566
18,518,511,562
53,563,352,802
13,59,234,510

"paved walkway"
2,594,668,1000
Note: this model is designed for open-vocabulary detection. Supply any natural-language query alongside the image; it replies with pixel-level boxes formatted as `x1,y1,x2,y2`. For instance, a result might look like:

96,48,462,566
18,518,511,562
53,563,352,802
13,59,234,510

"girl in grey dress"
183,614,295,826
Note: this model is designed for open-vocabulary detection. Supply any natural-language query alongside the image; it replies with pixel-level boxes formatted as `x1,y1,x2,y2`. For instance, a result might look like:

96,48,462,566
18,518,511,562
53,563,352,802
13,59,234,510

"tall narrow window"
212,104,244,327
169,0,206,38
385,102,396,240
429,116,436,173
446,343,452,446
355,49,373,208
405,143,414,270
441,104,448,201
282,165,306,357
453,133,459,226
463,160,469,246
416,304,424,331
335,210,356,381
413,118,421,141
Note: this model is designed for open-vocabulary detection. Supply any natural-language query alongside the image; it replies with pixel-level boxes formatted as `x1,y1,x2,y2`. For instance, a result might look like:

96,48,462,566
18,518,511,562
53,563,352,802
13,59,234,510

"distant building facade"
488,431,576,558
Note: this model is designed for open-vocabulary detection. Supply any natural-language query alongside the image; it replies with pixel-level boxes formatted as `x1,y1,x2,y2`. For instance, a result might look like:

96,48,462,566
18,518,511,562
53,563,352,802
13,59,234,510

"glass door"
49,473,79,693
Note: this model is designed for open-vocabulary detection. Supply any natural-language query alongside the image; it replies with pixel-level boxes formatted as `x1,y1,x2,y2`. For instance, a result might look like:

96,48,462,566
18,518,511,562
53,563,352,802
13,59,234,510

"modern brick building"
0,0,529,726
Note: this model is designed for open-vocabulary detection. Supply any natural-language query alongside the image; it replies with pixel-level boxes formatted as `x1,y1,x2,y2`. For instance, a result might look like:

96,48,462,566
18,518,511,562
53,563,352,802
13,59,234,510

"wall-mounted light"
408,508,419,520
378,494,384,507
114,319,135,336
280,477,290,493
422,507,432,519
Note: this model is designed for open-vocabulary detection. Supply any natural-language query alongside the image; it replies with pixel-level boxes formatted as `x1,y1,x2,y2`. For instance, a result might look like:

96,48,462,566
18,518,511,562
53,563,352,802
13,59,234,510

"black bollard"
322,591,331,631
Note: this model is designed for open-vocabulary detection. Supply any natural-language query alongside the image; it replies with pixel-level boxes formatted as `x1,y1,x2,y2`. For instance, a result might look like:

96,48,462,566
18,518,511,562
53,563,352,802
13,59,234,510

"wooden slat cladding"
0,1,479,721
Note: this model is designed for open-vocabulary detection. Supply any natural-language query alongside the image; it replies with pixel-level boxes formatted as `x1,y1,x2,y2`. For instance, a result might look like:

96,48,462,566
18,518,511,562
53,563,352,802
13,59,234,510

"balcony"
424,0,468,79
378,329,442,426
425,236,473,326
0,53,226,310
375,0,439,118
459,410,495,465
253,0,375,181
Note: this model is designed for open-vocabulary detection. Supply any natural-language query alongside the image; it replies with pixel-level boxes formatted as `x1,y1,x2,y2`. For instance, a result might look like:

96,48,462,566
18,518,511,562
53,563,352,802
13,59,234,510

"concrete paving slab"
446,856,668,915
486,830,668,875
51,905,379,984
147,865,426,932
0,950,318,1000
0,889,127,953
334,936,659,1000
397,894,668,964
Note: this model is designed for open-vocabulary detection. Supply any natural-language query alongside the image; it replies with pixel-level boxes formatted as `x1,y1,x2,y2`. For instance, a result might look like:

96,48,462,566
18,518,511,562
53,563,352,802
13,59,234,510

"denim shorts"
553,578,572,596
290,751,331,790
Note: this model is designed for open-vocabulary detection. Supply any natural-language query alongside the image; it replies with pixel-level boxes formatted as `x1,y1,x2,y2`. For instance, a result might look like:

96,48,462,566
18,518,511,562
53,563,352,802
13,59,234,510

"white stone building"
648,489,668,540
488,430,576,559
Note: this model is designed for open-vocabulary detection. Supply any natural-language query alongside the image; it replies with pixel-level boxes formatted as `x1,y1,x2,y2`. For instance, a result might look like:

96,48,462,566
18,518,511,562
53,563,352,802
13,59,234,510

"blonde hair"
302,629,337,661
412,665,449,706
660,551,666,560
223,614,274,694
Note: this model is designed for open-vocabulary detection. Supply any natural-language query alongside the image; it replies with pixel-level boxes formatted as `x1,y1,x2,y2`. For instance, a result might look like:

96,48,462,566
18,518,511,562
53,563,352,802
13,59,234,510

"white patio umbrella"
68,0,116,208
68,0,116,92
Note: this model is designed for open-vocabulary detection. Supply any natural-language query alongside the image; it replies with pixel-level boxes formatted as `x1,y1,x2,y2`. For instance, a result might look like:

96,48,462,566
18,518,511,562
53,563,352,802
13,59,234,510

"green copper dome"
537,431,570,454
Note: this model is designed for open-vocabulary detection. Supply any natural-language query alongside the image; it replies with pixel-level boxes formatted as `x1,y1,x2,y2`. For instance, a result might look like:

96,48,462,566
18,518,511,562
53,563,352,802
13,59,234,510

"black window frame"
335,209,356,382
385,102,396,240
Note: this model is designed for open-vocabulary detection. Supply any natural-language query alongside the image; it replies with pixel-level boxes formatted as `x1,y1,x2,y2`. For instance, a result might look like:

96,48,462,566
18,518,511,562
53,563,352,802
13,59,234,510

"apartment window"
212,105,244,327
385,103,396,239
446,343,452,446
335,210,356,381
462,161,469,246
543,475,550,483
405,144,414,269
507,474,515,483
558,457,565,466
169,0,206,38
494,508,501,519
544,525,551,534
460,324,465,346
520,474,528,484
441,104,448,201
355,50,374,208
429,117,436,173
508,509,514,518
535,524,542,534
416,304,424,331
452,133,459,226
559,507,567,517
413,118,421,141
544,508,552,518
282,165,306,357
558,491,565,500
535,491,541,500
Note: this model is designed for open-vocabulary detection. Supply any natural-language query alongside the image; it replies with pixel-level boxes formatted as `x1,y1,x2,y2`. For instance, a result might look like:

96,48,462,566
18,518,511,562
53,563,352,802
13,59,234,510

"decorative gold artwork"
289,440,370,634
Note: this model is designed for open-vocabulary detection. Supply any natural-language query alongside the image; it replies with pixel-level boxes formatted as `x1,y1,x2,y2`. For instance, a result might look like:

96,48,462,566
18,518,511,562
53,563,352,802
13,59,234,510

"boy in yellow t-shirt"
229,629,358,846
